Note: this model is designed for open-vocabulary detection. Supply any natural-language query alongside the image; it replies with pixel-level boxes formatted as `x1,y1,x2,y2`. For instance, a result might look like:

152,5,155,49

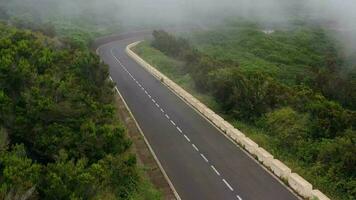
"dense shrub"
0,24,142,199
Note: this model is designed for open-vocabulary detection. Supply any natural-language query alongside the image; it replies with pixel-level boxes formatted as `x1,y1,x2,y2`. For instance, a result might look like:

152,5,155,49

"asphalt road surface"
97,32,300,200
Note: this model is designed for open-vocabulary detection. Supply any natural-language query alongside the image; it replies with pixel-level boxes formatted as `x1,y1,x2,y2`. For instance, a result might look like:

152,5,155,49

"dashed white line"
222,179,234,191
170,120,176,126
200,154,209,162
109,76,113,81
165,114,170,119
145,91,148,95
211,165,221,176
192,144,199,152
184,134,191,142
148,94,151,98
236,195,242,200
176,127,182,133
160,108,165,113
152,99,156,103
155,103,160,108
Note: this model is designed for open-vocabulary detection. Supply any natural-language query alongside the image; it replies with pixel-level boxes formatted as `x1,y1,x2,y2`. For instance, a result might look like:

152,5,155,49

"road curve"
97,32,299,200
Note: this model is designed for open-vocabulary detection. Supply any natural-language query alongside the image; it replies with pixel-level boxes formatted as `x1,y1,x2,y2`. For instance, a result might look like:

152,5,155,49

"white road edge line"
222,179,234,191
236,195,242,200
192,144,199,152
200,154,209,163
165,114,170,119
160,108,165,113
184,134,191,142
170,120,176,126
176,127,182,133
211,165,221,176
115,87,120,94
155,103,160,108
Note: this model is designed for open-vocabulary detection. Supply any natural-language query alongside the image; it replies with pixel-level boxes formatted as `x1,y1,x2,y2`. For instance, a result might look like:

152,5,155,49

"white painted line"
165,114,170,119
152,99,156,103
170,120,176,126
160,108,165,113
192,144,199,152
148,94,152,98
176,127,182,133
115,87,120,94
184,134,191,142
109,76,113,81
200,154,209,162
155,103,160,108
222,179,234,191
141,87,145,90
236,195,242,200
211,165,221,176
138,83,142,87
145,91,148,95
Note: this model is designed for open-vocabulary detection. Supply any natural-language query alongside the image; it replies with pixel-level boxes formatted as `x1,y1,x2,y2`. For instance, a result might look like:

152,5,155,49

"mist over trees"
1,0,356,54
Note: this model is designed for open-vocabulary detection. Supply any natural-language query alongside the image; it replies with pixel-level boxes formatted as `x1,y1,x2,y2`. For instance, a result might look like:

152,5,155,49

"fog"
2,0,356,53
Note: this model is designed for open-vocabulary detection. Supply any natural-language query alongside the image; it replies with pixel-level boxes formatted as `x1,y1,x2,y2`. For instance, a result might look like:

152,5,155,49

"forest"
0,20,159,200
135,24,356,200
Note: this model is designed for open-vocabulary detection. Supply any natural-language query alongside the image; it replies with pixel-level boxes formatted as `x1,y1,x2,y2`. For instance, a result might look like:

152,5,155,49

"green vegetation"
134,26,356,200
0,23,160,199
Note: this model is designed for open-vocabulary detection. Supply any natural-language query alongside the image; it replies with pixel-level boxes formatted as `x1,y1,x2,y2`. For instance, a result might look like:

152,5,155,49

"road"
97,32,299,200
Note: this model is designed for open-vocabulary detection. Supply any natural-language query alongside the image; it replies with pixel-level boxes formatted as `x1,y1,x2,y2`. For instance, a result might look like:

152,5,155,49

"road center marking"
184,134,191,142
211,165,221,176
200,154,209,162
192,144,199,151
222,179,234,191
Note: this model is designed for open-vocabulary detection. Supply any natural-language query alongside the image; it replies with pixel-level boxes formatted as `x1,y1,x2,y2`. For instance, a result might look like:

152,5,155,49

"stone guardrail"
126,41,330,200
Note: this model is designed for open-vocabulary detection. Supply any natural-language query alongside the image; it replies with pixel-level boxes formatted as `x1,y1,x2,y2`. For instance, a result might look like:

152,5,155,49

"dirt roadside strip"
126,41,330,200
114,87,177,200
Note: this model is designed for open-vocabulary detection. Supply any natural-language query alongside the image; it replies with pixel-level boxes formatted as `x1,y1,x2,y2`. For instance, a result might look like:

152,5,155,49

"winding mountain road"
96,32,299,200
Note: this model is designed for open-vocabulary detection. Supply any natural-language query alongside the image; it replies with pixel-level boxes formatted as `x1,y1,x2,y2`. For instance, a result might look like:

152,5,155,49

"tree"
261,107,311,151
0,145,41,199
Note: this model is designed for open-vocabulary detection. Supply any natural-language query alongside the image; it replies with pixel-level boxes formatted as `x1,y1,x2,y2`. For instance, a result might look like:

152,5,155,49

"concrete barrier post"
288,173,312,198
256,147,274,167
311,190,330,200
240,137,259,155
271,159,291,180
